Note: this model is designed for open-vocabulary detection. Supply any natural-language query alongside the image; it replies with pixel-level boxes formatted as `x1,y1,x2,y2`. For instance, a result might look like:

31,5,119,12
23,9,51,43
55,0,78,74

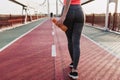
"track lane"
0,19,55,80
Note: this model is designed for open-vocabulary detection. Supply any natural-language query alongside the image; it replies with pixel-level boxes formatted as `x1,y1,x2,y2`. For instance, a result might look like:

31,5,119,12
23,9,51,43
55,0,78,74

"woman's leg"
65,28,73,62
72,23,83,69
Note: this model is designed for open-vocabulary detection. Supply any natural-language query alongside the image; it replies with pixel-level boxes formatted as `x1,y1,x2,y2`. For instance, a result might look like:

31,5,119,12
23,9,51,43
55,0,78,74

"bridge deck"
0,19,120,80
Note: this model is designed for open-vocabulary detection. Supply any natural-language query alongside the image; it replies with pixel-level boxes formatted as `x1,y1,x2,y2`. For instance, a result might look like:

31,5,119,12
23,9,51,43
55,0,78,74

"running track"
0,19,120,80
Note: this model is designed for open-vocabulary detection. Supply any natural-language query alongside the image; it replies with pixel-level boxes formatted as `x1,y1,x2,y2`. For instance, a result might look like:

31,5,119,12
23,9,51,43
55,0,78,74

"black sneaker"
68,71,78,79
69,63,73,68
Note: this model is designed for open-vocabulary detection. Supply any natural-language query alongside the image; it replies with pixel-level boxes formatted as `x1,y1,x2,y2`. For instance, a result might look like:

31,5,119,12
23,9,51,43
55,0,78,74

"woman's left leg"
72,23,84,69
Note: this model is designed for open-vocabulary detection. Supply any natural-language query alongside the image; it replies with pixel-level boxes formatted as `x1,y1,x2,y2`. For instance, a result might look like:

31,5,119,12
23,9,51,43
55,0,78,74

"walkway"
0,18,120,80
83,25,120,58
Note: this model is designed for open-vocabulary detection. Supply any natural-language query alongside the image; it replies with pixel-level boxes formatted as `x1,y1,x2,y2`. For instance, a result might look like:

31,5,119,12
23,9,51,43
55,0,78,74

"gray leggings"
63,5,85,69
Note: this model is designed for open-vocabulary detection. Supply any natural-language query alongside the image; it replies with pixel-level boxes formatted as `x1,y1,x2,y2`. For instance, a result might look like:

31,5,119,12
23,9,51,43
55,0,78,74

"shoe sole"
69,65,73,68
68,74,78,79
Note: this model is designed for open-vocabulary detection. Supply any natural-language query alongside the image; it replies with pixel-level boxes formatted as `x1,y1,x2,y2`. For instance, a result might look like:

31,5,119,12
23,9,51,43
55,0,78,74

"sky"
0,0,120,15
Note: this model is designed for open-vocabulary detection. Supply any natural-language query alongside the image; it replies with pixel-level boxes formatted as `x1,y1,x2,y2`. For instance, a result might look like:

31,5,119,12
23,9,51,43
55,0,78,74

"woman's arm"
57,0,71,24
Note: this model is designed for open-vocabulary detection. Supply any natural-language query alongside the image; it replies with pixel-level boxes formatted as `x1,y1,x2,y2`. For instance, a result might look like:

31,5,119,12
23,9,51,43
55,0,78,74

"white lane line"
51,21,56,57
52,44,56,57
52,23,54,29
0,19,46,52
52,31,55,36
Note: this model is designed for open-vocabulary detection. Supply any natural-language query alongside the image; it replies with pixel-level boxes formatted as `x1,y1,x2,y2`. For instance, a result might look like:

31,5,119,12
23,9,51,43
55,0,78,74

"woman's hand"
57,16,66,25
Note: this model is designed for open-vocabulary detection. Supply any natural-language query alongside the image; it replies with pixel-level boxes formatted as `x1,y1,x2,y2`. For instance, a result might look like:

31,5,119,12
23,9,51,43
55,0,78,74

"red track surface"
0,19,120,80
0,20,55,80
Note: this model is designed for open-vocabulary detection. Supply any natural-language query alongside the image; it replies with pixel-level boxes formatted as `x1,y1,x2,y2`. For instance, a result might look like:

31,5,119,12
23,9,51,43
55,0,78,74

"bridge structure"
0,0,120,80
9,0,119,31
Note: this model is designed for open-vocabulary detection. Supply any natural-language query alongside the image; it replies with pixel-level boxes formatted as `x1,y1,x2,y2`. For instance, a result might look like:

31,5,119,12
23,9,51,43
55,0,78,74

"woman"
57,0,85,79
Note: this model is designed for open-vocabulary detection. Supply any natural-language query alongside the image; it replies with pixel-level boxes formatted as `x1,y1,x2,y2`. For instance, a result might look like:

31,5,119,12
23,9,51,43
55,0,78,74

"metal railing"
0,14,46,28
86,13,120,32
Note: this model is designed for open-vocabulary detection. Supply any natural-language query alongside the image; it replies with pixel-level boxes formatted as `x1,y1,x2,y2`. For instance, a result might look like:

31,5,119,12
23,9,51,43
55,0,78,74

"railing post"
108,13,111,29
105,0,109,31
92,13,95,26
9,14,12,26
112,13,117,31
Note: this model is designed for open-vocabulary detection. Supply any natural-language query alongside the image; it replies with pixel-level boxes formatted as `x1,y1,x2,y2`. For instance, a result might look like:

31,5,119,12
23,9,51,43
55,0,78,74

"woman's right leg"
65,29,73,62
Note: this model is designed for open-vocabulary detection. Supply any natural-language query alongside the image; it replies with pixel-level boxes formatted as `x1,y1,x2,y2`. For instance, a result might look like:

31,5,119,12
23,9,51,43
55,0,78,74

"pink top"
64,0,80,5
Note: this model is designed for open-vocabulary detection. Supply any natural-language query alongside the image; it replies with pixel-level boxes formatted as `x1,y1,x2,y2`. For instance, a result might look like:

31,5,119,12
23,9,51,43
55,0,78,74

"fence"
0,14,46,29
86,13,120,32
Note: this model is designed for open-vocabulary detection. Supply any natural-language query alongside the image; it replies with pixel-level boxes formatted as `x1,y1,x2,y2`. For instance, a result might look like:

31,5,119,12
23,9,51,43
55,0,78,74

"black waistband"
69,4,81,9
